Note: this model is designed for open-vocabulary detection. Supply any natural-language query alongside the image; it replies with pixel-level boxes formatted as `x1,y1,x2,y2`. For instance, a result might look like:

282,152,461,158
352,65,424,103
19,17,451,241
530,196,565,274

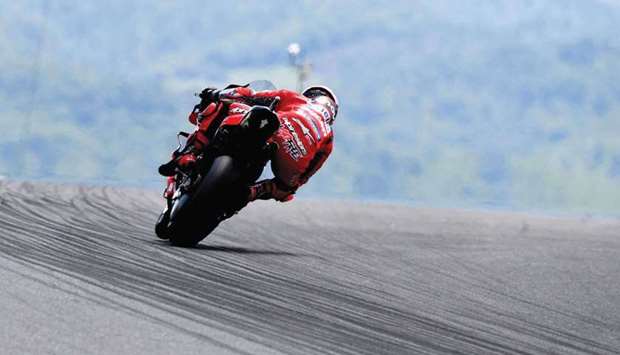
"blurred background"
1,0,619,215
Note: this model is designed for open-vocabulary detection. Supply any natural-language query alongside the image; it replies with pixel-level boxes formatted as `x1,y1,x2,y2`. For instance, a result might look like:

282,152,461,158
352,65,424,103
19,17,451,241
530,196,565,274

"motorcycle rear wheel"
154,208,171,239
167,155,242,247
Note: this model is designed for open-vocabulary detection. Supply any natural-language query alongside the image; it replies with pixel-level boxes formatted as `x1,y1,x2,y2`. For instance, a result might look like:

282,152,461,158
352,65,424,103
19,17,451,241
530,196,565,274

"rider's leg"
158,131,210,176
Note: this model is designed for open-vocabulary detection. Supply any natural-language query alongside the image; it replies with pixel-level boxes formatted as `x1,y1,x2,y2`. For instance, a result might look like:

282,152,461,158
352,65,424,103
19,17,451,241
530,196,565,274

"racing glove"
197,87,220,109
199,87,219,100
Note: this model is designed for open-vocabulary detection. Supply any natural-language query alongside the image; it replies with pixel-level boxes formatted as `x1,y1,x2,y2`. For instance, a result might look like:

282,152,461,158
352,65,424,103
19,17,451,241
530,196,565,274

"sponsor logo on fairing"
229,107,248,115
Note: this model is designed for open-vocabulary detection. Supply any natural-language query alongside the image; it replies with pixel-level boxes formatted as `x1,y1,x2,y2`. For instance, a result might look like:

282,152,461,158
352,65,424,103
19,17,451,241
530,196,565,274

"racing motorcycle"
155,80,280,246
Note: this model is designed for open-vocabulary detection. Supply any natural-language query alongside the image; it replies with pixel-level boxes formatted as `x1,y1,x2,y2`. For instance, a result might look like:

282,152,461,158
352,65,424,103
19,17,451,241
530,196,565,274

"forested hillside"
2,0,620,213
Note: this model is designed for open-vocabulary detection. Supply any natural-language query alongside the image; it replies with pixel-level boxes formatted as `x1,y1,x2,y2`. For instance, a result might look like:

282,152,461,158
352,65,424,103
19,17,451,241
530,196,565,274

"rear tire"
154,208,170,239
167,155,241,247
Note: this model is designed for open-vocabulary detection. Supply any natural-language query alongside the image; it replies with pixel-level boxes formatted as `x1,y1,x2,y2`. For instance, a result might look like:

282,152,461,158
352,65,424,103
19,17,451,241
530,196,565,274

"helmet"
302,85,339,124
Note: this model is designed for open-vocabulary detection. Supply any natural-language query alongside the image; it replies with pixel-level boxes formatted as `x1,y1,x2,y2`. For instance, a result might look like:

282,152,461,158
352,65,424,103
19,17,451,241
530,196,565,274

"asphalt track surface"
0,181,619,354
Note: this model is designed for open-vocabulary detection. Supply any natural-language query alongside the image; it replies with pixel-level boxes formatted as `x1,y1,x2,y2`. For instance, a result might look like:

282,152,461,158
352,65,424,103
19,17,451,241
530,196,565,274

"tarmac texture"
0,181,619,354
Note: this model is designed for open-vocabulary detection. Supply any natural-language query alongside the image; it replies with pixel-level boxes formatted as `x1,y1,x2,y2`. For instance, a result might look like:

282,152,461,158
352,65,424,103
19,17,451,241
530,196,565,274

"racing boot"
158,160,177,176
247,179,295,202
158,153,197,177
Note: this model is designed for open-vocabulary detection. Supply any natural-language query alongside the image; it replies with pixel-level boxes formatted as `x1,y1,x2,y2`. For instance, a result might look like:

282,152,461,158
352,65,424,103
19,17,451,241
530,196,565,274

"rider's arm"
188,102,223,125
219,87,302,105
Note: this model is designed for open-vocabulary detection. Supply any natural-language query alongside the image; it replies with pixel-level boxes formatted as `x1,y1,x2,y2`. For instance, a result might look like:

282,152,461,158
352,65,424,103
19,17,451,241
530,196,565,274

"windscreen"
247,80,276,91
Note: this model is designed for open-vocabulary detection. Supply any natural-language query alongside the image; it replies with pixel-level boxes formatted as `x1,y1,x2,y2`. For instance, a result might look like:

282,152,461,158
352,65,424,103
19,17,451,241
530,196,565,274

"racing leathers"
163,86,335,203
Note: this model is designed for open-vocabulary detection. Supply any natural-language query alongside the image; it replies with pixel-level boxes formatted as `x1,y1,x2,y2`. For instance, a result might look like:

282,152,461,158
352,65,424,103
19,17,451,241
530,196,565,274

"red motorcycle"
155,81,280,246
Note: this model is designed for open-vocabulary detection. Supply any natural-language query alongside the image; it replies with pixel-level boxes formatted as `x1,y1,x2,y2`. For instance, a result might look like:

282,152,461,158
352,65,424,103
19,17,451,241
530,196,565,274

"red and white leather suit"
186,87,335,202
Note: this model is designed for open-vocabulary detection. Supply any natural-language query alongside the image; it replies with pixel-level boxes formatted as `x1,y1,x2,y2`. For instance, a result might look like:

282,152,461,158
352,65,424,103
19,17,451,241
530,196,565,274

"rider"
158,83,338,203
